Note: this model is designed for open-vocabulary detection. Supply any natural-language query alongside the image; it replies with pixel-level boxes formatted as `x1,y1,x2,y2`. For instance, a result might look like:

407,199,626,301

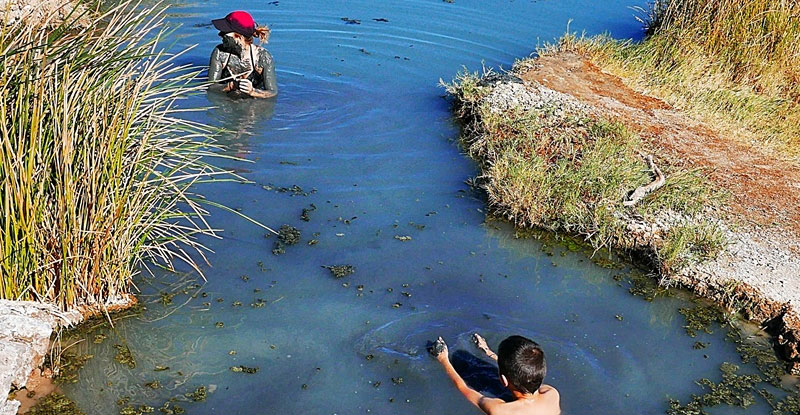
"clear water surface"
62,1,779,414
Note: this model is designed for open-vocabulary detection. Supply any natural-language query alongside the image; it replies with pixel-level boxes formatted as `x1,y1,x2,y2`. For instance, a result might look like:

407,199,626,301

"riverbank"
445,51,800,373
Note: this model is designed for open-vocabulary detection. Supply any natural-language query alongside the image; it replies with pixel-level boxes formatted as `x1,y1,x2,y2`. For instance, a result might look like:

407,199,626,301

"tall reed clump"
555,0,800,158
0,2,226,312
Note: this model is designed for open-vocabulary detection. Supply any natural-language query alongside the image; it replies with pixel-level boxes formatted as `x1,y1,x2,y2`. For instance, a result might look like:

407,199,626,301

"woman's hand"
238,79,254,95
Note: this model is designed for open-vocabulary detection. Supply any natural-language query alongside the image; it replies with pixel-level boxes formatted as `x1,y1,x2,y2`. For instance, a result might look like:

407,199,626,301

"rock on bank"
0,301,79,415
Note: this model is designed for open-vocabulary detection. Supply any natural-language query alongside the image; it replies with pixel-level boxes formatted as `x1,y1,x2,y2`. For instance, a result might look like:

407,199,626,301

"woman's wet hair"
497,335,546,394
246,26,271,44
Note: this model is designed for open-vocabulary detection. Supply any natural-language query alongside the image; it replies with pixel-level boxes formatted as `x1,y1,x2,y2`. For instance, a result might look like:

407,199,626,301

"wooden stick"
624,154,665,207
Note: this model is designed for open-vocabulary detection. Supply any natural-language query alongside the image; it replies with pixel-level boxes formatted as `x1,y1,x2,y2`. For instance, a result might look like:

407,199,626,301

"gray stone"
0,300,76,414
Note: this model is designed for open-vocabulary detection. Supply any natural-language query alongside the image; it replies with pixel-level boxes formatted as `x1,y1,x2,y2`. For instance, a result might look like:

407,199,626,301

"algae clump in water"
186,386,207,401
678,304,727,337
323,265,355,278
273,224,301,255
28,393,85,415
113,344,136,368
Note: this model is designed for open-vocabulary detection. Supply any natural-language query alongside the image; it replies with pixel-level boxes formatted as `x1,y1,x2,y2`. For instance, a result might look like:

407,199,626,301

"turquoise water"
61,1,781,414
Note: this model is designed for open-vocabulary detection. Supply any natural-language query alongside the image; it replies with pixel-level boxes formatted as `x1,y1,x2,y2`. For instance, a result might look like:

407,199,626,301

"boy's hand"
472,333,497,360
472,333,489,353
429,336,449,362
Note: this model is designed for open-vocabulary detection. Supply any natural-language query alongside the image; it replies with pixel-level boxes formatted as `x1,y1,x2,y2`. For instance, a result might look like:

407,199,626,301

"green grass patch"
446,71,724,275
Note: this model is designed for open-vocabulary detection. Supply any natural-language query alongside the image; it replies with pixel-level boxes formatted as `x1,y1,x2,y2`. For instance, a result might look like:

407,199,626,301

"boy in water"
432,334,560,415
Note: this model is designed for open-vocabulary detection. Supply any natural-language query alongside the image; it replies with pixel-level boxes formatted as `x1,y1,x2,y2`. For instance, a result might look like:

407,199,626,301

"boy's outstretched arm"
434,337,505,415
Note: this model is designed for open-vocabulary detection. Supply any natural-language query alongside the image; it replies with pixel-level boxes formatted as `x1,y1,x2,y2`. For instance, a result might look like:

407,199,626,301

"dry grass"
545,0,800,161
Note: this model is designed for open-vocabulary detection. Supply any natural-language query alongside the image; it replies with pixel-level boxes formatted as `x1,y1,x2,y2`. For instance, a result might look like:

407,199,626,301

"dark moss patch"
323,264,355,278
301,204,317,222
28,392,85,415
667,362,763,414
231,365,259,374
113,344,136,369
186,386,207,402
54,353,93,384
678,304,727,337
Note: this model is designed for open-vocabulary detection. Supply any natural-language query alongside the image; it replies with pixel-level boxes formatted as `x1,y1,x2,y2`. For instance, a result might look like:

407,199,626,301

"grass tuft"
445,70,724,275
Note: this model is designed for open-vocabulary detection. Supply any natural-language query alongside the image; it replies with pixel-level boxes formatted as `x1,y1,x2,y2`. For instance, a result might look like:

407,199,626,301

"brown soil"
15,370,58,414
521,53,800,237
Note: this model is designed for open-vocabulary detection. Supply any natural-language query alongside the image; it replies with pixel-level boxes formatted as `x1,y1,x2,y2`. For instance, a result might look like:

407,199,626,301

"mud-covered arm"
253,49,277,98
208,47,234,92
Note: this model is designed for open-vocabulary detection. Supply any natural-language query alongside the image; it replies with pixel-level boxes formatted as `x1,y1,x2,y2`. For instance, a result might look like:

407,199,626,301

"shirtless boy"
432,334,560,415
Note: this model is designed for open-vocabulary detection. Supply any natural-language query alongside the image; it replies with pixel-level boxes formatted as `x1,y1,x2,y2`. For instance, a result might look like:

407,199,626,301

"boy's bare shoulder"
488,385,560,415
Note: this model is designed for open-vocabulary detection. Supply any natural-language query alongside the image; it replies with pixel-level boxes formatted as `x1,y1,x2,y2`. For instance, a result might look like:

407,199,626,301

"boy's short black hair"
497,335,546,394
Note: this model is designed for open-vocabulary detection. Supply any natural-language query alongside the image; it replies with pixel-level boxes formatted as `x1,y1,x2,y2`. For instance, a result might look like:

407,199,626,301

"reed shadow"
451,350,513,402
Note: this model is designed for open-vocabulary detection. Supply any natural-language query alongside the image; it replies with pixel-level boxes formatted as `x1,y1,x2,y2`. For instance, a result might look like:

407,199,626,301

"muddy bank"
447,51,800,373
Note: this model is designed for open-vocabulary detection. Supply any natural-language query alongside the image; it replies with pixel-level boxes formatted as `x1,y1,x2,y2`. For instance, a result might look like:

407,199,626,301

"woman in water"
209,11,277,99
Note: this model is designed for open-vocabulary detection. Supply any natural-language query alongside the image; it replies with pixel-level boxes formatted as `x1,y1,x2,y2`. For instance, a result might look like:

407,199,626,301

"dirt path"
520,53,800,236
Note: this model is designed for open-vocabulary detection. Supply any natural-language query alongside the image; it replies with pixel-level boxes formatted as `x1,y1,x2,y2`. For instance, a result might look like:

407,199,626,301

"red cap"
212,11,256,37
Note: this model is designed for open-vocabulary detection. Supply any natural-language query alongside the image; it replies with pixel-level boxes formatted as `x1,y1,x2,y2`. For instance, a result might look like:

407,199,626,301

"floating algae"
301,204,317,222
119,405,155,415
113,345,136,369
144,380,161,389
158,402,185,415
322,264,355,278
728,330,788,387
667,363,762,414
394,235,412,241
154,365,169,371
678,304,727,337
186,386,207,401
273,225,302,255
278,225,301,244
159,292,176,306
231,365,259,374
27,392,84,415
93,333,107,344
54,353,93,384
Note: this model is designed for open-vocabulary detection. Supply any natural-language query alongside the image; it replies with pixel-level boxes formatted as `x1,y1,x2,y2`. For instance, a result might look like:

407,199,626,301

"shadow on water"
450,350,514,402
206,90,276,158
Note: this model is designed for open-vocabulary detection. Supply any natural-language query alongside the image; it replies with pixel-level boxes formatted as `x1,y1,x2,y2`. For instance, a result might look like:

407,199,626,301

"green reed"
0,1,228,311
